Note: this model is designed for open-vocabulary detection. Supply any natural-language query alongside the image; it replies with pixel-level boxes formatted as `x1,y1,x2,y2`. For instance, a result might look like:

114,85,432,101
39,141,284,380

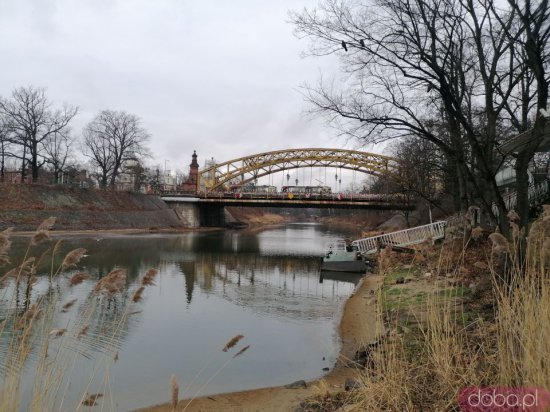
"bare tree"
0,113,11,182
291,0,548,234
42,130,74,184
496,0,550,231
83,110,150,188
0,86,78,182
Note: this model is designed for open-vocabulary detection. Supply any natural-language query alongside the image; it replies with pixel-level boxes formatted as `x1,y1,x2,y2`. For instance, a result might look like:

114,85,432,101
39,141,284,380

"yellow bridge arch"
198,148,398,191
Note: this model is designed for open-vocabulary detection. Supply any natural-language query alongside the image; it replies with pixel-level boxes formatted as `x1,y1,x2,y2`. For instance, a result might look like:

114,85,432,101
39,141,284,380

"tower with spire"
179,150,200,193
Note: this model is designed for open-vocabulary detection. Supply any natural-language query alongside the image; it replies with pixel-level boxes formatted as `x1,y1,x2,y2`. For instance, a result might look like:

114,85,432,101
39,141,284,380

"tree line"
0,86,151,188
291,0,549,235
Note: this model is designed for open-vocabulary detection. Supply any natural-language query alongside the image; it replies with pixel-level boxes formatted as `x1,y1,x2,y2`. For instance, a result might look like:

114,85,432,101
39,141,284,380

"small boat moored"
321,240,369,273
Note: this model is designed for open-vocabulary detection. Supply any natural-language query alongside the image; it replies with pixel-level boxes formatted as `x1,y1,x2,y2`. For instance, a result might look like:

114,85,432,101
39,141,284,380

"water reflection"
1,223,362,411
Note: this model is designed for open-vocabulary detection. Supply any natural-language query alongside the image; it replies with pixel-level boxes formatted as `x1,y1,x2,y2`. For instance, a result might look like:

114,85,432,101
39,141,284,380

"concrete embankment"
0,184,184,231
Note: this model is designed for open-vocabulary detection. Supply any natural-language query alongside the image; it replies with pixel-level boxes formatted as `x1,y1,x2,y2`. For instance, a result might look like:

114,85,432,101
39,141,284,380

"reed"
170,374,179,412
68,272,90,286
222,334,244,352
0,218,157,412
319,209,550,412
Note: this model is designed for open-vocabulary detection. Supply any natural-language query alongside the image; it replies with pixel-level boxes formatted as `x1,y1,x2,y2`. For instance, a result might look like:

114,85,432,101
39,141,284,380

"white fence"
493,181,549,215
352,221,447,255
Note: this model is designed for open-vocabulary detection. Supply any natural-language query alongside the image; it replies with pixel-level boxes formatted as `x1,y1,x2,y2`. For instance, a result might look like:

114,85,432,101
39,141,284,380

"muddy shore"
136,274,383,412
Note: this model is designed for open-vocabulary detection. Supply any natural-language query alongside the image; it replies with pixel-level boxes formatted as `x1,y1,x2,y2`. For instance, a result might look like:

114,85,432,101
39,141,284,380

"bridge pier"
167,202,200,228
198,203,226,227
164,201,227,228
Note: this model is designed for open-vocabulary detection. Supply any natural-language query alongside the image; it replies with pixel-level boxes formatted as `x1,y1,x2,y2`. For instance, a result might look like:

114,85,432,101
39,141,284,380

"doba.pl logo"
458,387,550,411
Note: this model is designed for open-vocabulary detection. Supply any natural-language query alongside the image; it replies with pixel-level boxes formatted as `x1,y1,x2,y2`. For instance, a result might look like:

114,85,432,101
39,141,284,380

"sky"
0,0,375,189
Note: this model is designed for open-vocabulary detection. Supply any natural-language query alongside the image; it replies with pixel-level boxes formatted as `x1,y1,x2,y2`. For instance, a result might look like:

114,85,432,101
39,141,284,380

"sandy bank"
137,274,383,412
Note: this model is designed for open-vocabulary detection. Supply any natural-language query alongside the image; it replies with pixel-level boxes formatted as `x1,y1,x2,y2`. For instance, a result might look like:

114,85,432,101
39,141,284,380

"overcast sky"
0,0,375,188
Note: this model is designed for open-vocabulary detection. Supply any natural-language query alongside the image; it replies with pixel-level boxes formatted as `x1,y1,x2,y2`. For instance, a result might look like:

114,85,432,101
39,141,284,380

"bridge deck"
161,192,414,210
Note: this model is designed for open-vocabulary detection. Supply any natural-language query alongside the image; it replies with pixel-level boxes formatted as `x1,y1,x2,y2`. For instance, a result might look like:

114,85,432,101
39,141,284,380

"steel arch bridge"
198,148,398,191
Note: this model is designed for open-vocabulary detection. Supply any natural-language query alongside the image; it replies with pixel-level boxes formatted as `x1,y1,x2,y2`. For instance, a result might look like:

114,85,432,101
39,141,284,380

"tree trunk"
31,142,39,182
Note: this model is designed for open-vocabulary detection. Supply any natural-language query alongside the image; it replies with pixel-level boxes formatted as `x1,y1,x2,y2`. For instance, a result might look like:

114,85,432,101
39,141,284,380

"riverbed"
1,223,363,411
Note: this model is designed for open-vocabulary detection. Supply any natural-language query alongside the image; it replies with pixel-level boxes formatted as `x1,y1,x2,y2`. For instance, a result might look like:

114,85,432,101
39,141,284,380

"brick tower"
180,150,199,193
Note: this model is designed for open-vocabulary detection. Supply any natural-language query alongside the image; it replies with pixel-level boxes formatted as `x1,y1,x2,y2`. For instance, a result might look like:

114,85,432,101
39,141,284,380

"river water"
1,223,362,411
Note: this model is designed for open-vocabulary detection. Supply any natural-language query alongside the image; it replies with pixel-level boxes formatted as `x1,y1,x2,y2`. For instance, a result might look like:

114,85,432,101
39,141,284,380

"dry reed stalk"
141,268,159,286
77,325,89,339
489,232,510,253
68,272,90,286
222,334,244,352
31,230,50,245
233,345,250,358
81,393,103,406
60,248,87,271
0,228,13,267
471,226,484,241
49,328,67,337
507,210,520,222
36,217,56,231
170,374,179,411
93,268,127,296
126,310,142,316
16,304,42,329
493,221,550,387
132,286,145,303
3,256,36,282
61,299,77,313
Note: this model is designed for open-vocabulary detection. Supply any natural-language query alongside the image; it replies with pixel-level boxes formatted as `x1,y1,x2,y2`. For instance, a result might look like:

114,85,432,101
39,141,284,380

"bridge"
160,148,413,226
196,148,398,191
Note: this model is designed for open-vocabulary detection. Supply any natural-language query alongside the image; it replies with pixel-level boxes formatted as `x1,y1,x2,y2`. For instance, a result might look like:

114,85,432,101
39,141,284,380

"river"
1,223,363,411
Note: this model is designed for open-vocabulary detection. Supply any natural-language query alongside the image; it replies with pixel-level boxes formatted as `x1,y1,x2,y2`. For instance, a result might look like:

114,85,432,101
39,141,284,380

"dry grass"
0,218,161,412
170,374,179,412
302,208,550,412
222,334,244,352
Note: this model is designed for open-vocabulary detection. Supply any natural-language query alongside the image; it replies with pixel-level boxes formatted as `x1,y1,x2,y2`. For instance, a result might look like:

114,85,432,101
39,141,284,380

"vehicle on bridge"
281,185,332,195
230,184,277,194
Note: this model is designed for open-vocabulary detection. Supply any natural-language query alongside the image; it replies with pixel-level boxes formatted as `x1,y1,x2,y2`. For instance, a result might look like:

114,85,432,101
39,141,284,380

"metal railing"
493,181,549,215
352,221,447,255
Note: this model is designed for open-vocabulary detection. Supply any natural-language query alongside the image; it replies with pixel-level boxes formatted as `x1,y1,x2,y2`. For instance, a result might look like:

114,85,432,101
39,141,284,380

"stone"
285,380,307,389
395,276,405,285
345,378,361,391
423,272,432,278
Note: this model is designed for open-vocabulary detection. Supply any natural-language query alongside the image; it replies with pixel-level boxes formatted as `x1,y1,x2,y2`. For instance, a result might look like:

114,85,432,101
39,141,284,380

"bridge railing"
352,221,447,255
492,181,549,215
193,191,412,203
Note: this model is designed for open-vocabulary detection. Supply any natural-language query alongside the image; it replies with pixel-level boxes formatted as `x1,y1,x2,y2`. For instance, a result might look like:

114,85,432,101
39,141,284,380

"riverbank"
0,184,185,231
8,226,223,238
137,274,383,412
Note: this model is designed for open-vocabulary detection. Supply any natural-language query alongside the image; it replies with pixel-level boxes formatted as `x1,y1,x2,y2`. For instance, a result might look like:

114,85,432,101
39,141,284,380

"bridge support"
198,203,226,227
167,202,200,228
